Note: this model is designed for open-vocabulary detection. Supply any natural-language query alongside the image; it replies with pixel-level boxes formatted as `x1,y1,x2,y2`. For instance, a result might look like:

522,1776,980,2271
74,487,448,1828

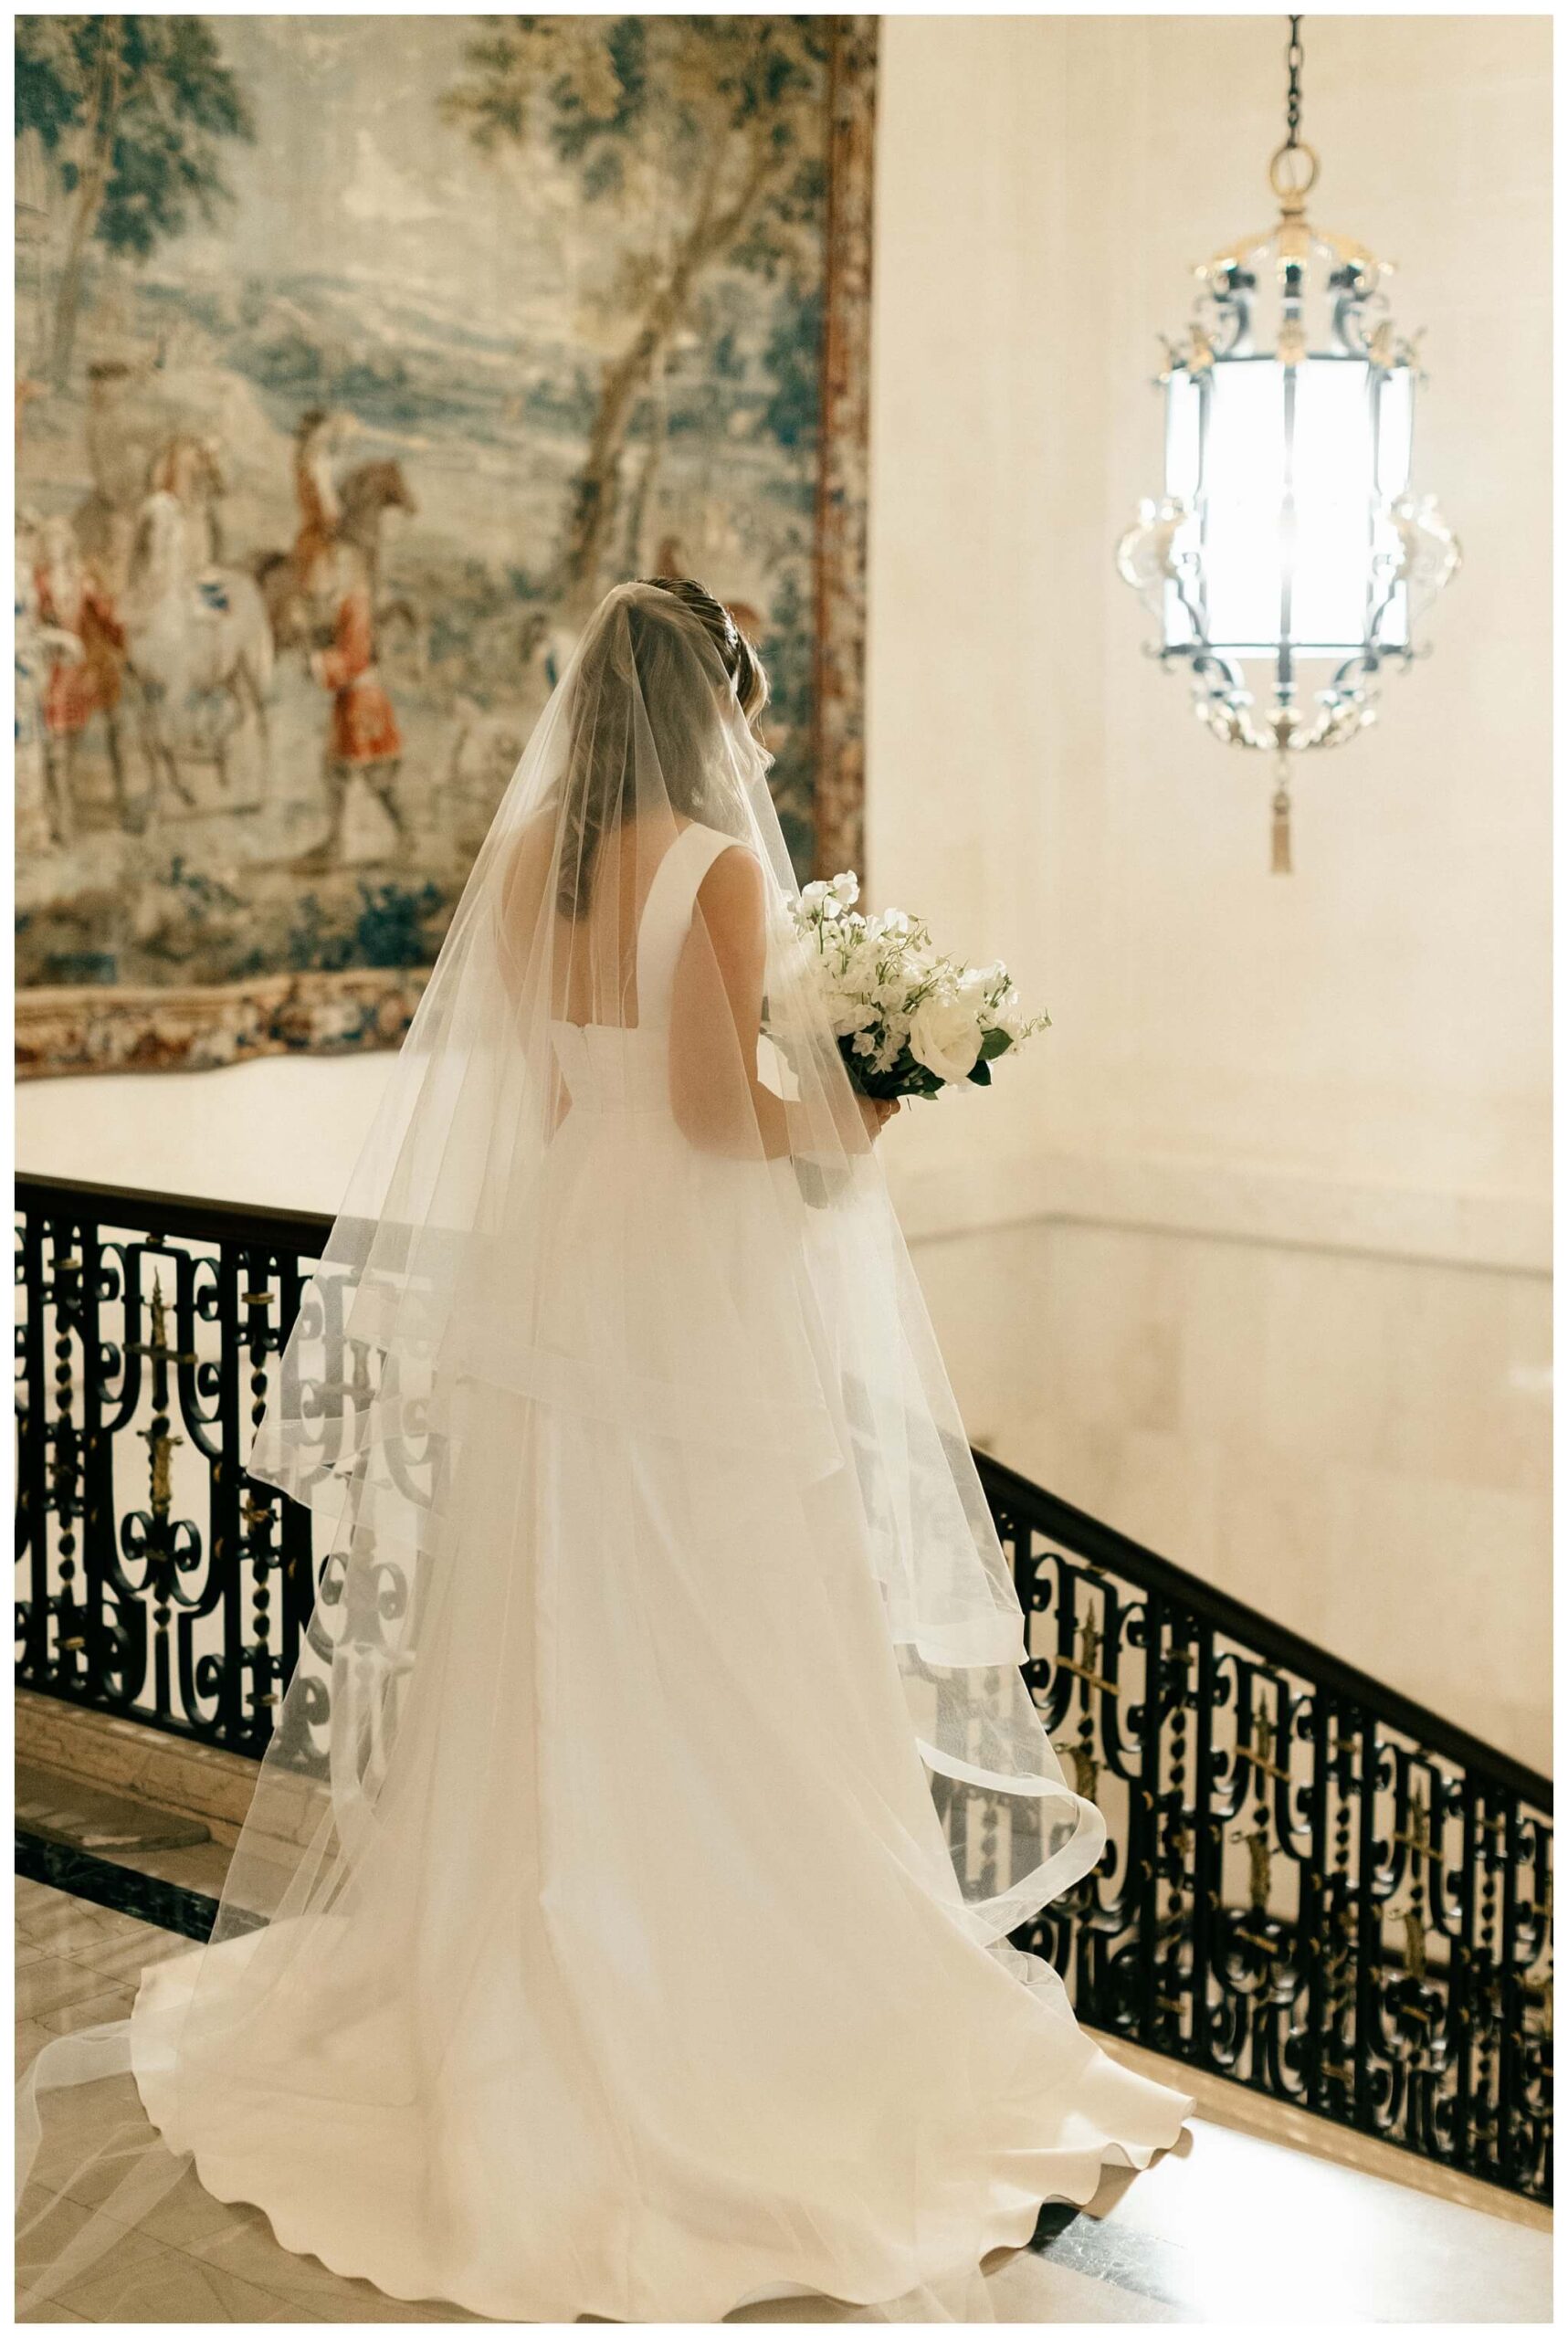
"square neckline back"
550,820,740,1039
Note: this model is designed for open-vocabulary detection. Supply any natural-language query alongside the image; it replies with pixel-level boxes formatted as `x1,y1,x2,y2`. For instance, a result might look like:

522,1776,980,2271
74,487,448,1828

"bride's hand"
858,1092,900,1141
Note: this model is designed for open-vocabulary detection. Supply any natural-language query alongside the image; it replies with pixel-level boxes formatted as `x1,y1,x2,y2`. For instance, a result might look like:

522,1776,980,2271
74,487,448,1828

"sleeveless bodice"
549,824,736,1121
547,1020,668,1117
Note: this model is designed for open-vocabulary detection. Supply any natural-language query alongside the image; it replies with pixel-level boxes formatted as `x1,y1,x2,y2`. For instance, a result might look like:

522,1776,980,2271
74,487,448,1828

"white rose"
908,993,984,1084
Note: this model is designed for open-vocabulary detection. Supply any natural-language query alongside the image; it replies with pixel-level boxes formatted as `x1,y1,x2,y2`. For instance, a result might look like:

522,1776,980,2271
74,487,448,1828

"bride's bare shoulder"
694,838,765,947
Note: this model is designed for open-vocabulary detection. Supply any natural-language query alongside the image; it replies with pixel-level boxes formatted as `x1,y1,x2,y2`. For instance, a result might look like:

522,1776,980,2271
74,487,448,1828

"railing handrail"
16,1170,336,1259
976,1451,1552,1813
19,1168,1552,1814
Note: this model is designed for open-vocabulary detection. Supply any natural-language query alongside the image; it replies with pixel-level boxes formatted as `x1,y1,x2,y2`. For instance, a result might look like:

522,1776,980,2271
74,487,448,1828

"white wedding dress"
20,587,1190,2323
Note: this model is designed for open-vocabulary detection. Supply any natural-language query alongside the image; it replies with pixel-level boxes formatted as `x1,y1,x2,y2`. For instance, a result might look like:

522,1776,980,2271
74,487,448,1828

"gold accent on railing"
1229,1822,1274,1912
1055,1614,1118,1698
137,1423,182,1521
1236,1711,1289,1785
1396,1905,1429,1982
1394,1788,1439,1867
1053,1738,1100,1804
128,1274,196,1368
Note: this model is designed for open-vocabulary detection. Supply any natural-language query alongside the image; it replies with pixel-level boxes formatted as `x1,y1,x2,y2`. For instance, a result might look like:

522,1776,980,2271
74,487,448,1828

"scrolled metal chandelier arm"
1117,12,1460,868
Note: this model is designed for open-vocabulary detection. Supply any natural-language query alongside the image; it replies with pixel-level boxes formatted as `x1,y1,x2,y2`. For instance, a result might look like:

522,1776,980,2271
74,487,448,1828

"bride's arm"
668,847,795,1159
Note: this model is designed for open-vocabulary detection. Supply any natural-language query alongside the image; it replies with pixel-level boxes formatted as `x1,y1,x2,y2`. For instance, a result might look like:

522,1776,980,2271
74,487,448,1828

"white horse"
122,490,274,809
14,539,80,855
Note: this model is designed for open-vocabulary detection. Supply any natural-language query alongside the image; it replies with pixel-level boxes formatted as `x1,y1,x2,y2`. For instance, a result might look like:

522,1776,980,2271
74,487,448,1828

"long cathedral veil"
18,583,1122,2322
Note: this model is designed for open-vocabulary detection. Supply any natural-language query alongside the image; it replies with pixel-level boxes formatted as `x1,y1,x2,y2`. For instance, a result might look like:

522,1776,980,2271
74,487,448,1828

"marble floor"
15,1870,1552,2326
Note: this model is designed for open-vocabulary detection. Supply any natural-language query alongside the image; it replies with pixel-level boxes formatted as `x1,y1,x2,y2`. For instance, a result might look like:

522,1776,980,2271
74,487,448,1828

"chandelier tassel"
1270,753,1293,875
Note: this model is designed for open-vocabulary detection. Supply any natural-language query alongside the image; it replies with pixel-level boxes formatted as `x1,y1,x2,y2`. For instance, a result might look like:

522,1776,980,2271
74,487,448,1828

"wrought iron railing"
15,1175,325,1764
979,1455,1552,2206
15,1172,1552,2203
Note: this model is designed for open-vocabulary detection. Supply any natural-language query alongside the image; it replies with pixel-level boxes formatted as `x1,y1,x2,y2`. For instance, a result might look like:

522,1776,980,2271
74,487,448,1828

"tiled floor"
16,1873,1552,2324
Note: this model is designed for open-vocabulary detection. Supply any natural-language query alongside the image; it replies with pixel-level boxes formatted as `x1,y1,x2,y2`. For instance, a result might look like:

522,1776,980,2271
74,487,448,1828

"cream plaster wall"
917,1216,1552,1772
15,16,1552,1760
866,13,1552,1270
858,12,1552,1764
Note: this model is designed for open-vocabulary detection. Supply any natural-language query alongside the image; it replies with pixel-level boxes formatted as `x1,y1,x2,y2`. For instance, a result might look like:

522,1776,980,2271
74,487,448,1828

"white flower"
776,881,1047,1101
992,985,1026,1039
826,996,879,1039
908,993,984,1084
959,961,1005,1001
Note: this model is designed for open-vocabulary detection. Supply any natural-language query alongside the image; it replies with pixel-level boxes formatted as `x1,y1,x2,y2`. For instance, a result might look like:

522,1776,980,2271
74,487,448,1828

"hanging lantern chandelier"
1116,15,1460,870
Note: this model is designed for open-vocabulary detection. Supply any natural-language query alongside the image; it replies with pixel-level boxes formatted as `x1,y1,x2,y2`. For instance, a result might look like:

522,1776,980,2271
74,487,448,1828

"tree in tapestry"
15,13,875,1075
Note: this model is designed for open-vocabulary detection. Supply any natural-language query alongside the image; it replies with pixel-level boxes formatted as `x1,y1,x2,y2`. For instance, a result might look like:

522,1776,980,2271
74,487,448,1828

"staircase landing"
15,1760,1551,2326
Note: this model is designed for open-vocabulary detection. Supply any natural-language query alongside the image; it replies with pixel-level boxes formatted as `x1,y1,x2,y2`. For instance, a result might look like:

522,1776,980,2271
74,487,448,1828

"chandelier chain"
1284,15,1305,150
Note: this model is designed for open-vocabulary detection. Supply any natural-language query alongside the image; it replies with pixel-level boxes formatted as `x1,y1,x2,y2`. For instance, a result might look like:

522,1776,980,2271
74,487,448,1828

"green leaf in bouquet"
967,1058,993,1086
979,1027,1012,1061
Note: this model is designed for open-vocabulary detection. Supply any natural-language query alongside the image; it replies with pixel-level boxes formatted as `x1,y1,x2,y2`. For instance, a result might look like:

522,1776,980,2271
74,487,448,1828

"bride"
19,579,1190,2322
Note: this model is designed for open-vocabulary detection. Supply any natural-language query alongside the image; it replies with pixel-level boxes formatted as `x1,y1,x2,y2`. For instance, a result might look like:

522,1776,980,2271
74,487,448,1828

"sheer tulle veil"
17,581,1145,2322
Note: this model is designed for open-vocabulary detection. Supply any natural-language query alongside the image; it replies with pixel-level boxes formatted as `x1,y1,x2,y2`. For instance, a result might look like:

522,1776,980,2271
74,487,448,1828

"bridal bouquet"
781,872,1048,1103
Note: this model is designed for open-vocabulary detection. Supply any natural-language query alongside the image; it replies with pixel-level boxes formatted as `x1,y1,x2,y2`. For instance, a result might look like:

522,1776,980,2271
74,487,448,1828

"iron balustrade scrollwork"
977,1454,1552,2206
15,1176,332,1765
14,1174,1552,2203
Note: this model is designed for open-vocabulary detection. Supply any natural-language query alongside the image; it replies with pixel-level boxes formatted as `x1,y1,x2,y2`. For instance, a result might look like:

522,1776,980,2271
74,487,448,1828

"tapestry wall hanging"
15,14,876,1076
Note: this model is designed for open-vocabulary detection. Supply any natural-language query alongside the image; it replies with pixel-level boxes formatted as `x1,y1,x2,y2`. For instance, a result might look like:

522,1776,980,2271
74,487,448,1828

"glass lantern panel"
1160,372,1204,649
1163,584,1194,648
1163,368,1203,504
1289,358,1377,652
1200,360,1287,653
1374,364,1415,500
